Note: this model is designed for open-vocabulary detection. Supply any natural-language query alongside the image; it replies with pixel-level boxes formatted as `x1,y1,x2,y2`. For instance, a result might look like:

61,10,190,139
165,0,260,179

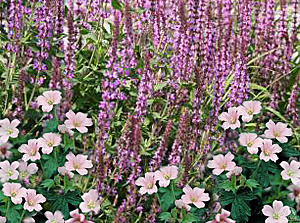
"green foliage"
279,143,300,157
41,179,55,191
6,204,22,223
43,117,58,133
42,155,58,179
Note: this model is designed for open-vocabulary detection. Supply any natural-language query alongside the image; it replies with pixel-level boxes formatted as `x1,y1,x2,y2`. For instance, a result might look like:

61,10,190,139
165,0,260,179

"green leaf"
158,212,171,221
44,117,58,133
41,179,55,191
111,0,122,10
220,176,236,192
280,143,300,157
51,197,69,219
43,156,58,178
65,191,82,206
231,197,252,223
0,190,6,201
245,179,259,191
182,213,198,223
160,189,175,212
6,205,21,223
63,133,73,152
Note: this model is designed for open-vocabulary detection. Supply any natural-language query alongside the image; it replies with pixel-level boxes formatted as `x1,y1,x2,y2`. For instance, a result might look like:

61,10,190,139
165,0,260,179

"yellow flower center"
147,182,153,189
264,149,270,156
11,190,17,197
164,174,170,180
51,220,58,223
73,163,81,169
47,141,53,147
28,199,35,206
287,170,294,177
272,212,280,220
87,201,96,209
220,163,227,169
190,196,197,202
30,149,36,156
74,121,80,127
273,131,280,137
6,170,13,177
20,171,28,178
6,128,13,135
229,117,236,124
47,99,53,105
247,109,253,115
247,141,253,147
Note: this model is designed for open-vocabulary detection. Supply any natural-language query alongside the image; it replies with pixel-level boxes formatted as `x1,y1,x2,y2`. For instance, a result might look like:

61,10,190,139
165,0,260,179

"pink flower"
65,152,93,175
287,184,300,203
58,124,74,137
22,217,35,223
135,172,158,195
37,133,61,154
18,161,38,180
36,90,62,112
280,160,300,185
181,185,210,208
154,166,178,187
175,199,191,211
79,189,101,214
23,189,46,212
207,152,236,175
0,217,6,223
0,142,13,160
64,110,92,133
2,183,27,204
259,139,282,162
0,160,19,182
238,133,263,154
18,139,41,162
226,166,242,179
262,200,291,223
207,209,235,223
45,211,64,223
264,120,292,143
0,119,20,143
237,101,262,122
58,166,74,178
65,209,93,223
218,107,240,130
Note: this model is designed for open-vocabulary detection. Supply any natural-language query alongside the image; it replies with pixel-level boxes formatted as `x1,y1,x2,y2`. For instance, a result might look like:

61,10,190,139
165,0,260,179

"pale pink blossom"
0,160,19,182
238,133,263,154
2,183,27,204
237,101,262,122
218,107,240,130
65,209,93,223
207,209,235,223
264,120,292,143
135,172,158,195
22,217,35,223
207,152,236,175
18,161,38,180
23,189,46,212
181,185,210,208
79,189,101,214
18,139,41,162
37,133,61,154
154,166,178,187
175,199,191,211
0,119,20,143
64,110,92,133
226,166,243,179
287,184,300,203
58,166,74,178
262,200,290,223
0,217,6,223
45,211,64,223
0,142,13,160
58,124,74,137
36,90,62,112
65,152,93,175
259,139,282,162
280,160,300,185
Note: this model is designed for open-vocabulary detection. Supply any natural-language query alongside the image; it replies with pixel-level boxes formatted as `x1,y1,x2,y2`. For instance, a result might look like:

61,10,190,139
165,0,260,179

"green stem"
5,199,10,217
156,193,162,207
19,209,26,223
171,181,176,200
252,160,262,179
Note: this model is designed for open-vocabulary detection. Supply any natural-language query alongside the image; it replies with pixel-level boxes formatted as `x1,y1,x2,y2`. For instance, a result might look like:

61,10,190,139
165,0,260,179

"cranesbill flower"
18,161,38,180
175,199,191,211
2,183,27,204
259,139,282,162
207,209,235,223
64,110,93,133
0,160,19,182
65,152,93,175
226,166,243,179
23,189,46,212
79,189,101,214
181,185,210,208
36,91,62,112
58,124,74,136
0,119,20,143
45,211,64,223
218,107,241,130
58,166,74,178
0,142,13,160
238,133,263,154
18,139,41,162
264,120,292,143
280,160,300,185
237,101,262,122
37,133,61,154
65,209,93,223
262,200,290,223
154,166,178,187
207,152,236,175
287,184,300,203
135,172,158,195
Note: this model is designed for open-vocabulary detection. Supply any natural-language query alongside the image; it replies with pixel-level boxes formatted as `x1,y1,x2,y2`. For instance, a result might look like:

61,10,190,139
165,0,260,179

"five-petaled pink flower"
65,209,93,223
65,152,93,175
0,142,13,160
287,184,300,203
280,160,300,185
0,160,19,182
135,172,158,195
36,90,62,112
226,166,242,179
259,139,282,162
238,133,263,154
207,152,236,175
0,119,20,143
181,185,210,208
37,133,61,154
264,120,292,143
237,101,262,122
2,183,27,204
18,161,38,180
18,139,41,162
207,209,235,223
154,166,178,187
45,211,64,223
23,189,46,212
175,199,191,211
218,107,241,130
64,110,93,133
262,200,290,223
79,189,101,214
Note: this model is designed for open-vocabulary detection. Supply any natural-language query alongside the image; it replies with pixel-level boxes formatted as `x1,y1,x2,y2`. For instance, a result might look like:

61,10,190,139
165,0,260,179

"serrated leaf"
44,117,58,133
158,212,171,221
63,133,73,152
6,205,21,223
41,179,55,191
280,143,300,157
245,179,259,191
160,189,175,212
51,197,69,219
231,197,252,223
43,156,58,178
220,177,236,192
182,213,198,223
